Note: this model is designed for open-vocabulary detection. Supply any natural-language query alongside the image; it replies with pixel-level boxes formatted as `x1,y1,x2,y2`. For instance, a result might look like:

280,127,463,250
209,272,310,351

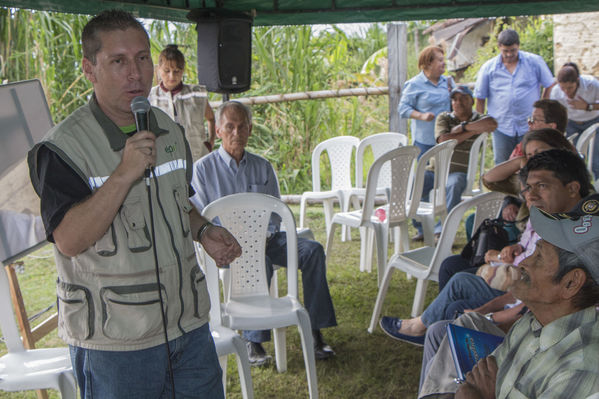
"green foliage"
462,16,554,82
0,9,92,122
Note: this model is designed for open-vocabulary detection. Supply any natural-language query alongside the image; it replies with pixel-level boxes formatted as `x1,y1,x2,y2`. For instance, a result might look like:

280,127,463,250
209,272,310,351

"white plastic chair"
462,132,488,198
0,266,77,398
368,191,505,331
195,244,254,399
201,193,318,399
353,132,409,198
576,122,599,179
326,146,419,286
299,136,360,242
409,139,458,247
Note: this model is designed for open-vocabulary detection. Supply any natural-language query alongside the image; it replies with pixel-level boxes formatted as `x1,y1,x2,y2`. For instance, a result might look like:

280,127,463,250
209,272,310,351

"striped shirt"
493,306,599,398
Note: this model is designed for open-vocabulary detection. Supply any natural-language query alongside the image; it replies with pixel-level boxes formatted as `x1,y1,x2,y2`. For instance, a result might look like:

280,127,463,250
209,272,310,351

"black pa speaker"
188,9,253,94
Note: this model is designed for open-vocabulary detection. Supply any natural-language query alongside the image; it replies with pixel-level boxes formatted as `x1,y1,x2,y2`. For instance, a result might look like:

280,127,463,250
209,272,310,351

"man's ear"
566,180,581,198
560,268,587,300
82,57,96,83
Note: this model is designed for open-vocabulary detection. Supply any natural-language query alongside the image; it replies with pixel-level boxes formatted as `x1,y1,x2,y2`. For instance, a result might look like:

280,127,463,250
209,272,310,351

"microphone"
131,96,151,132
130,96,153,181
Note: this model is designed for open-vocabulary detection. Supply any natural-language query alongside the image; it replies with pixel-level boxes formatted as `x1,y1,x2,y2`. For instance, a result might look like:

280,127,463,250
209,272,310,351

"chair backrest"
407,139,458,218
310,136,359,192
355,132,408,189
0,265,25,354
576,123,599,178
360,146,420,226
428,191,505,281
201,193,299,301
463,132,488,197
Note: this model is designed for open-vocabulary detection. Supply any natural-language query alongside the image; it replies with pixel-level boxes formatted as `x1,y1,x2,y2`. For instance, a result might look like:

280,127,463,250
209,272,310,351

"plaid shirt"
494,306,599,398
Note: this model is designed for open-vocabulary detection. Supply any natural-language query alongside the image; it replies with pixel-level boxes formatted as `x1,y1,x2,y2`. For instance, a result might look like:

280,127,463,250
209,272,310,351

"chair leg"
374,225,388,287
218,355,228,397
421,216,435,247
296,309,319,399
368,265,396,333
299,196,308,229
232,336,255,399
325,221,338,256
322,199,335,241
273,327,287,373
57,371,77,399
359,227,371,273
411,279,429,318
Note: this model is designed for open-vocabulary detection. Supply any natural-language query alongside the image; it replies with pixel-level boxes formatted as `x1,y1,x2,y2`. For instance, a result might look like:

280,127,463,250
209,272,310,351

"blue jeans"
243,232,337,342
492,129,524,165
437,254,479,292
414,141,435,160
414,171,467,235
420,272,504,327
566,116,599,179
69,323,224,399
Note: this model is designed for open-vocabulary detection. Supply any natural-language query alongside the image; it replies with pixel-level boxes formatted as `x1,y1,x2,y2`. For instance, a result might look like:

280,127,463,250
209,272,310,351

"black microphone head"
131,96,150,114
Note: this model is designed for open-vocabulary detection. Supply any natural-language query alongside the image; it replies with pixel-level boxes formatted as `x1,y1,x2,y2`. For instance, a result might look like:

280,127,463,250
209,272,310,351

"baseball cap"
450,85,473,99
529,193,599,283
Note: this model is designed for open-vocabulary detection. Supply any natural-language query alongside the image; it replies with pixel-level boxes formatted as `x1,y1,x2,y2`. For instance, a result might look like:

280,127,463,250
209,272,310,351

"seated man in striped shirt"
453,201,599,399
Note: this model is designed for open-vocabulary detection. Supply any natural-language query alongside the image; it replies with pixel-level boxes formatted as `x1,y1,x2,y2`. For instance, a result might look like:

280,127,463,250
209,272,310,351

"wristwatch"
484,312,495,324
460,121,468,132
587,103,594,112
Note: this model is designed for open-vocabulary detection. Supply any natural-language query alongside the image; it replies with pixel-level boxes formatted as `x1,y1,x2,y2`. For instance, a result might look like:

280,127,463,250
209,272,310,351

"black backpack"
460,218,509,267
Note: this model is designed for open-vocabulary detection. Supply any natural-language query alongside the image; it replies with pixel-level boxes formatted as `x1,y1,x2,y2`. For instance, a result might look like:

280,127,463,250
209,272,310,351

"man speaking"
28,10,241,398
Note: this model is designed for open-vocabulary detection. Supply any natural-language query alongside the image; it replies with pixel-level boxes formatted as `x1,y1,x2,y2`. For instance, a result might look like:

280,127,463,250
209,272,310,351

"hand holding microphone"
117,97,156,183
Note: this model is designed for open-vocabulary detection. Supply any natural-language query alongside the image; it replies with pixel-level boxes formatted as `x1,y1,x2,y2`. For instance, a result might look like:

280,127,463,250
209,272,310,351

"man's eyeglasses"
527,116,546,125
519,181,551,199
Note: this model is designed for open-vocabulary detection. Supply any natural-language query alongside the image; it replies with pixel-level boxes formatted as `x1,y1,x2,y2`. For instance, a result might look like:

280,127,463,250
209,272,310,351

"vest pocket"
190,267,210,318
120,200,152,252
57,281,93,340
173,187,192,237
100,284,166,341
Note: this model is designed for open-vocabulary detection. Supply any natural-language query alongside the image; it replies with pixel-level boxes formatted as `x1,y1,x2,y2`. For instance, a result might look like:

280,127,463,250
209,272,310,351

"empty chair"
462,132,488,198
300,136,359,241
202,193,318,399
353,132,409,199
576,122,599,179
0,266,77,398
368,191,505,332
410,139,458,247
195,243,254,399
326,146,419,285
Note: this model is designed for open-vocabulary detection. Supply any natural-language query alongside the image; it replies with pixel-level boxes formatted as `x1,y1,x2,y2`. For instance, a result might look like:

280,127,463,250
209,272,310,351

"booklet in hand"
446,323,504,383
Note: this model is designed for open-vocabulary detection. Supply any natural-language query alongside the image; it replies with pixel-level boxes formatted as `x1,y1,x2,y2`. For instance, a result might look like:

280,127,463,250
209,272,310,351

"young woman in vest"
149,44,216,160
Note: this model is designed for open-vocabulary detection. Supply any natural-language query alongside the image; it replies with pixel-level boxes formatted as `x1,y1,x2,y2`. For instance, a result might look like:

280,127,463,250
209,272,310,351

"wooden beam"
387,23,408,135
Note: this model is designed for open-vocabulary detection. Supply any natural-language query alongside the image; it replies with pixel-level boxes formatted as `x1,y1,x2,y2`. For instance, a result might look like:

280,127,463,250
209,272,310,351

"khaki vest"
29,103,210,351
149,84,210,161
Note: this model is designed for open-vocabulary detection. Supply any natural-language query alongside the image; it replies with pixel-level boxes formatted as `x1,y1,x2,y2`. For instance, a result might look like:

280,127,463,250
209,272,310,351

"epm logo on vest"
164,144,176,154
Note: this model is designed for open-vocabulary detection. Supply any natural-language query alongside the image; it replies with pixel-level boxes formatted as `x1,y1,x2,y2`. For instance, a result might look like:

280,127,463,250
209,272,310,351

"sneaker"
246,341,271,367
312,329,335,360
379,316,425,347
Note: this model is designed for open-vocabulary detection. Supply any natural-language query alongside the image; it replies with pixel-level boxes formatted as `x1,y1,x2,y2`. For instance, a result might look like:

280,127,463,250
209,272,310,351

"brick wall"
554,12,599,75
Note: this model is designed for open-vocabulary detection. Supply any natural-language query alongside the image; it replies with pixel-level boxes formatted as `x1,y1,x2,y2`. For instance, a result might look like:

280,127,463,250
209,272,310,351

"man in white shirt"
550,62,599,178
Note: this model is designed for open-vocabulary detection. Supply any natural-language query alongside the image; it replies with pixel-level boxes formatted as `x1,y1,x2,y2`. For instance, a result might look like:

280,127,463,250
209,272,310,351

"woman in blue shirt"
398,45,452,157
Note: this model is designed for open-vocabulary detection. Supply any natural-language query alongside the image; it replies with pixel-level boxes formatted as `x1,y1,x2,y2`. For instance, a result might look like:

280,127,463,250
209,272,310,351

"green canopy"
1,0,599,25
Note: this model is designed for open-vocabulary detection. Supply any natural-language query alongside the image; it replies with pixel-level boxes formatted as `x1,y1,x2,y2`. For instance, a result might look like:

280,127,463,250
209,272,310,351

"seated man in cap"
453,199,599,399
413,85,497,240
190,101,337,365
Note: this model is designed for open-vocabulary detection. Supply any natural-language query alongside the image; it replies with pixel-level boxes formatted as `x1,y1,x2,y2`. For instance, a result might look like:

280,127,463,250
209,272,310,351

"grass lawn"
1,204,468,398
